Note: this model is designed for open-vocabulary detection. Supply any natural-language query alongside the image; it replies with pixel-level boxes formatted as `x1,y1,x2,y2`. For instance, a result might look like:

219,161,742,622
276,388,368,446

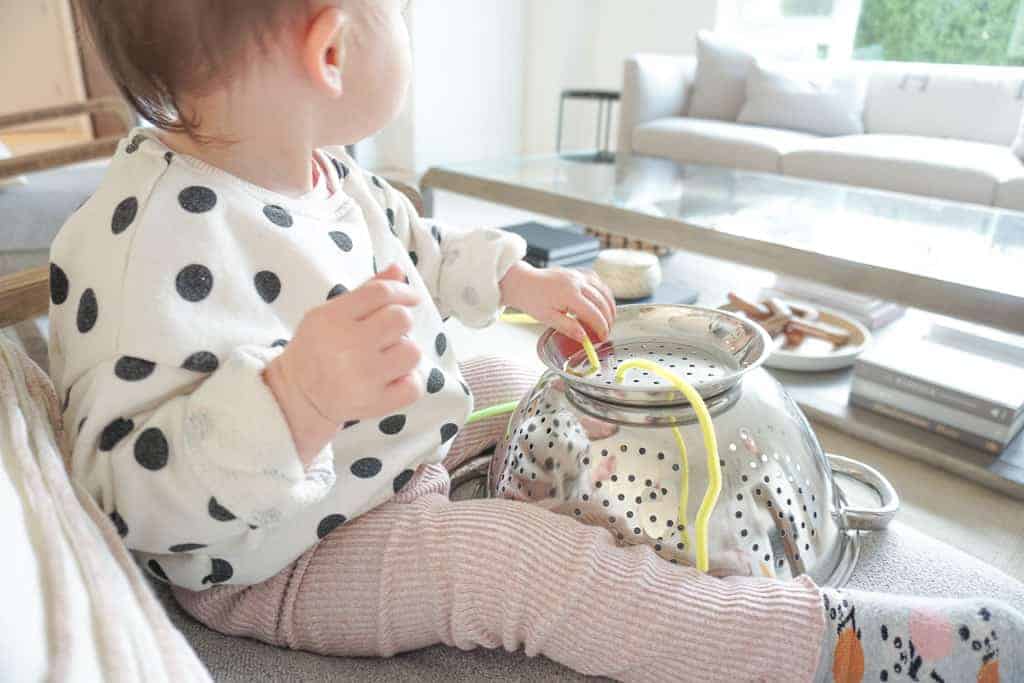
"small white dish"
723,300,872,372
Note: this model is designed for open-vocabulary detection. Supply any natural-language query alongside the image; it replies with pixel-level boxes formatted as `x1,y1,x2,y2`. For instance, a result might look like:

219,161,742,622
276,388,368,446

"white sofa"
618,54,1024,209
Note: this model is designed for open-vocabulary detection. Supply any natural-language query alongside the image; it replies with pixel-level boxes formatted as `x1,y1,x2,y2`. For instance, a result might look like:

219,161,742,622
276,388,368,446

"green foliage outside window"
853,0,1024,66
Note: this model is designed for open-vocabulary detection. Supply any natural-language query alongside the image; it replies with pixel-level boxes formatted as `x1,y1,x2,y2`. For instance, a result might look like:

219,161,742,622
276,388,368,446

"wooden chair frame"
0,96,138,179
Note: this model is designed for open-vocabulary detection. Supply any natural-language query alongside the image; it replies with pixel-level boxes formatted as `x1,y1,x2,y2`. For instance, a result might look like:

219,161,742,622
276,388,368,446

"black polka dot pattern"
176,264,214,302
208,497,237,522
317,514,347,539
372,176,384,189
77,288,98,333
111,197,138,234
263,205,293,228
110,510,129,537
431,225,442,244
386,208,397,233
202,558,233,585
435,333,447,357
115,356,155,381
99,417,134,451
351,457,383,479
169,543,207,553
125,134,146,153
271,339,289,349
49,263,69,305
342,420,360,430
164,151,174,164
330,157,349,180
393,469,415,493
179,186,218,213
183,351,219,373
330,231,353,252
134,427,169,470
379,415,406,435
409,251,418,266
147,559,169,582
460,380,471,397
327,284,348,300
254,271,282,303
426,368,445,394
440,423,459,444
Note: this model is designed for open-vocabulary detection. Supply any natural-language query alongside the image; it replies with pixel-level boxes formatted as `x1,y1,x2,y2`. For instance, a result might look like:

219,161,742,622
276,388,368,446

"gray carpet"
152,520,1024,681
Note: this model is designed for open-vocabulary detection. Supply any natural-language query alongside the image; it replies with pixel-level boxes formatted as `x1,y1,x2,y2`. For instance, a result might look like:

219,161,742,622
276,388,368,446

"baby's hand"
265,264,424,463
499,262,616,342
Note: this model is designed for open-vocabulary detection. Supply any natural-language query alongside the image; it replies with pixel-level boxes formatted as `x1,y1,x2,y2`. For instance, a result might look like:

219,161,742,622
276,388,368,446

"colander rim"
535,303,773,406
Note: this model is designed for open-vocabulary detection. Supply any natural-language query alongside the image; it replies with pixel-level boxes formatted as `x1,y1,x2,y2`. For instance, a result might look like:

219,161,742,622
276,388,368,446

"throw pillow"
737,62,868,137
688,31,757,121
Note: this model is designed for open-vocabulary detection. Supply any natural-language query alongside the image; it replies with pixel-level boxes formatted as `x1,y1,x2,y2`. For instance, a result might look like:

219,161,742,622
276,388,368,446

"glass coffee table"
422,155,1024,500
423,155,1024,335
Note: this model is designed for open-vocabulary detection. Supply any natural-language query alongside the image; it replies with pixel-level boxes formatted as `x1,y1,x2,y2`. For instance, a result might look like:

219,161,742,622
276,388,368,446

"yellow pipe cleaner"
614,360,721,573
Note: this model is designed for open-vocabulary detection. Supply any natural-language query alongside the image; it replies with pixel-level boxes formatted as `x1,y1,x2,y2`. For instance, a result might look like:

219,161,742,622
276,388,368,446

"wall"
522,0,718,155
0,0,88,134
364,0,526,175
368,0,719,172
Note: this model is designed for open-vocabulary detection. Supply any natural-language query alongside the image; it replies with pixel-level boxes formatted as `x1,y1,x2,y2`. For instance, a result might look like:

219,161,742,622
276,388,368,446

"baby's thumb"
374,263,405,283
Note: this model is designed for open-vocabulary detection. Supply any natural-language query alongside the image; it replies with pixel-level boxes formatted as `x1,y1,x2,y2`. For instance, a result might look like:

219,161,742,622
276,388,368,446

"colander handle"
827,454,900,531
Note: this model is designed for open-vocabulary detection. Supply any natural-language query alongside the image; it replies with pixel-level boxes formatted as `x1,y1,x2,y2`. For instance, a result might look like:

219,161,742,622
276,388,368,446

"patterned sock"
815,587,1022,683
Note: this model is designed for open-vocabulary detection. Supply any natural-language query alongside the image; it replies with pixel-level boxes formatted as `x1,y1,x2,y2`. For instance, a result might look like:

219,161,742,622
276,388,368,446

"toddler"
54,0,1021,681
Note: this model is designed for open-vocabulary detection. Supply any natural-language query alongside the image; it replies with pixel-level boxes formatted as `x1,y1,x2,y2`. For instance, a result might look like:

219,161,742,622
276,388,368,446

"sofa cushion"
633,118,817,173
738,62,868,137
687,31,756,121
781,135,1022,205
995,176,1024,211
863,64,1024,146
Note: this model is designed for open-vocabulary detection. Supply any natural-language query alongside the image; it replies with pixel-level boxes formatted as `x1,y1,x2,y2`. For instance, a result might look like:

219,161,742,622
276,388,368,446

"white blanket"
0,337,210,682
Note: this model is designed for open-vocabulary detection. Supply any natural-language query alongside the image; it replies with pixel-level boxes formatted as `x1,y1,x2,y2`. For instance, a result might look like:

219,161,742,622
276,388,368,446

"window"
719,0,1024,66
853,0,1024,66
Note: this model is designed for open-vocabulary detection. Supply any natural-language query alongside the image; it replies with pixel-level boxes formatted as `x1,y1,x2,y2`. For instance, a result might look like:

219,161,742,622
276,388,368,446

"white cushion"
995,175,1024,211
633,118,818,173
782,135,1021,205
738,62,867,137
864,64,1024,146
687,31,756,121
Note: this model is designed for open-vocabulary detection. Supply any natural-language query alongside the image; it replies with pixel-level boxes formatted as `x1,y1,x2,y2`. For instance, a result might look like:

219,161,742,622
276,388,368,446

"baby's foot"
815,588,1022,682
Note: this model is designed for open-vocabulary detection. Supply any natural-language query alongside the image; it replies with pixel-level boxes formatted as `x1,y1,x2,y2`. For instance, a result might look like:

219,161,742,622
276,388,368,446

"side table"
556,89,620,164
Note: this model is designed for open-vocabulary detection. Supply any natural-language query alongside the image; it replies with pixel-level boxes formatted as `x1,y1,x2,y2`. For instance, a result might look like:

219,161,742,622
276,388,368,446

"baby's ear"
303,6,347,98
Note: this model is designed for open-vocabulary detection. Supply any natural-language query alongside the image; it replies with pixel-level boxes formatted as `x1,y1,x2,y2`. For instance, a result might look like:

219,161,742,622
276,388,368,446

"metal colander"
490,305,898,586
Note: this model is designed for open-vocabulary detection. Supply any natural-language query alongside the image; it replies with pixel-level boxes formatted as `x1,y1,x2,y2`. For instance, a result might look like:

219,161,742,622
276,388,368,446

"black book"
503,222,601,264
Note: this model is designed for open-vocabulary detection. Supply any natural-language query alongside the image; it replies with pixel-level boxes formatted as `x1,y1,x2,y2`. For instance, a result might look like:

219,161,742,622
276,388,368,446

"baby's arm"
342,156,615,340
355,167,526,328
64,344,337,556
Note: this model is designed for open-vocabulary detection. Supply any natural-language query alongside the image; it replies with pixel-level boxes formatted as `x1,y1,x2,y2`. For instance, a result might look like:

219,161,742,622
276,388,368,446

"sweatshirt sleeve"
64,344,335,555
363,172,526,328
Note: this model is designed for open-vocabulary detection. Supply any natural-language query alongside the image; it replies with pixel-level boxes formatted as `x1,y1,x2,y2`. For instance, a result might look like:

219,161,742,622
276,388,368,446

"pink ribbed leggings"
174,357,825,682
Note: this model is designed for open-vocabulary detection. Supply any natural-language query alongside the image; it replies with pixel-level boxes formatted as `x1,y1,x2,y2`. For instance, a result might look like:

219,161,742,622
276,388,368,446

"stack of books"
503,222,601,268
766,275,905,330
851,315,1024,454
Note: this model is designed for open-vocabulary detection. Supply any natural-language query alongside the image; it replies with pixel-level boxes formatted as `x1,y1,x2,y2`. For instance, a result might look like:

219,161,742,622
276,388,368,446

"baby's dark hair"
75,0,309,137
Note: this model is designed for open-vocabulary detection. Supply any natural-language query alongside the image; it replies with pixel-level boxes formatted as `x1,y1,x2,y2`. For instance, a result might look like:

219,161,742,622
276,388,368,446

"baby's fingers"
549,312,587,343
380,372,426,414
566,293,610,341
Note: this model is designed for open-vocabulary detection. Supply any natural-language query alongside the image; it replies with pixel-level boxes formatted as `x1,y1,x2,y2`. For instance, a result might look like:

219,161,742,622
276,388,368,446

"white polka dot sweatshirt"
47,131,526,590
